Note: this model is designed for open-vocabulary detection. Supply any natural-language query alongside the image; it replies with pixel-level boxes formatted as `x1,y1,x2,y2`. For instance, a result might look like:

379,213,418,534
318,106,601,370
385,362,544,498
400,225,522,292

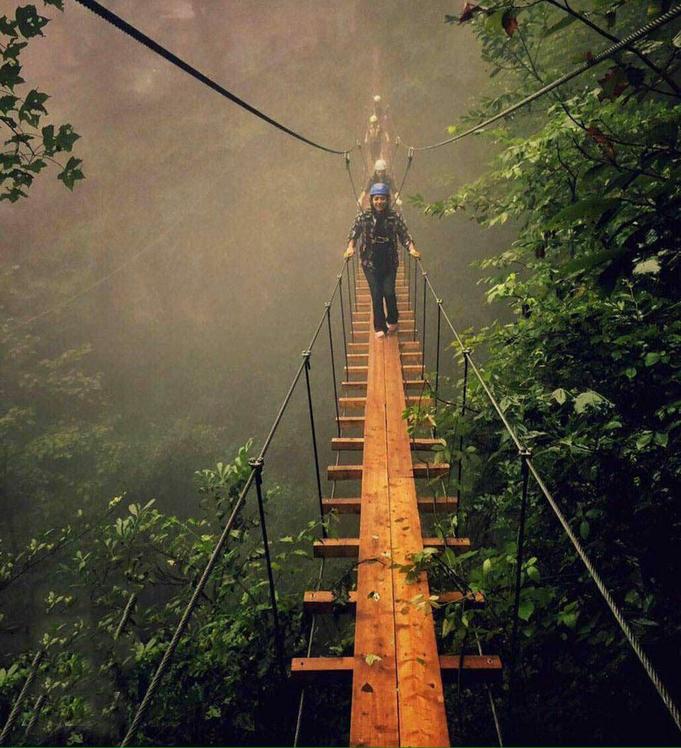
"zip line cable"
401,4,681,152
72,0,354,156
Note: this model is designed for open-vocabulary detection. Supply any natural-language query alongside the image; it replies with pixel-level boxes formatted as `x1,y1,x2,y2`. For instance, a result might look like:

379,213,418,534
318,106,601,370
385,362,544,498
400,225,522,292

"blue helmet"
369,182,390,197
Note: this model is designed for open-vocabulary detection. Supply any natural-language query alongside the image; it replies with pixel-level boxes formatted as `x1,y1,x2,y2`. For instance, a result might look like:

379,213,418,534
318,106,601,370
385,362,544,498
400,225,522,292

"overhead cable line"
402,4,681,152
72,0,354,156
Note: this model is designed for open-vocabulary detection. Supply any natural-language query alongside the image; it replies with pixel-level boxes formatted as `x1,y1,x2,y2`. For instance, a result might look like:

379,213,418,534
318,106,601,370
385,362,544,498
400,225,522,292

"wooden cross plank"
321,496,458,514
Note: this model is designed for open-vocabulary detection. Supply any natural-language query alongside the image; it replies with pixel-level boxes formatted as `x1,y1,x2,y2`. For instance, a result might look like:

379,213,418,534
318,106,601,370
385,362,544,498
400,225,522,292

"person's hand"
344,247,355,259
409,246,421,259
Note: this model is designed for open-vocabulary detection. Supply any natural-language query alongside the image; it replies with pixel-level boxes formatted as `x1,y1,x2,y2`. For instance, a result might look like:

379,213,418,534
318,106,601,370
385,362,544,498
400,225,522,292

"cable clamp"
518,447,532,460
324,301,331,309
301,349,312,361
248,456,264,476
463,347,472,356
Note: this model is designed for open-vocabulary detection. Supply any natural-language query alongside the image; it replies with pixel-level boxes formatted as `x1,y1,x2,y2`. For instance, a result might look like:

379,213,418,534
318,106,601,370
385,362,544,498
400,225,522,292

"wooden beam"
303,589,485,614
351,320,400,746
328,463,449,480
321,496,458,514
313,537,469,557
338,396,366,410
331,437,445,451
291,654,502,685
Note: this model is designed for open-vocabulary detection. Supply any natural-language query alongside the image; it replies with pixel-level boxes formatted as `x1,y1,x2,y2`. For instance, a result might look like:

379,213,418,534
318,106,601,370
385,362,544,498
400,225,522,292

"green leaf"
0,95,18,113
635,431,654,450
15,5,49,38
518,599,534,621
574,390,607,414
57,156,84,190
482,557,492,576
0,61,24,90
484,10,506,35
365,653,382,666
644,352,661,367
526,564,540,582
579,520,590,540
548,197,619,228
552,388,567,405
544,14,578,36
653,431,668,448
442,617,454,638
54,123,80,152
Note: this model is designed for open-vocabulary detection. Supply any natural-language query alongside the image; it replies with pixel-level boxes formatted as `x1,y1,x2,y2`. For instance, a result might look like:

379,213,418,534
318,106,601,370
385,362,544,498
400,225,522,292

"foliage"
413,0,681,743
0,445,318,745
1,2,83,202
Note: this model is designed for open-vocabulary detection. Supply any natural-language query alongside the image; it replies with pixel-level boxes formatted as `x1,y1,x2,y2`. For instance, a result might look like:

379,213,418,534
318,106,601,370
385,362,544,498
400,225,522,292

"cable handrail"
119,257,350,746
414,256,681,734
398,5,681,152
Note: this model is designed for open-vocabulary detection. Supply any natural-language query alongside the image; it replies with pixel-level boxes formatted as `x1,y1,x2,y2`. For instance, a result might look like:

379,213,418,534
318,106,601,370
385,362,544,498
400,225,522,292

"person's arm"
395,214,420,257
344,215,362,258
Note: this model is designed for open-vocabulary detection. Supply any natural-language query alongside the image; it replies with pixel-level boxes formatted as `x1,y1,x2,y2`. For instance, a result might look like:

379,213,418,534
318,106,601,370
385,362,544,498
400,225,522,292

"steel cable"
400,5,681,152
120,259,350,745
417,257,681,735
72,0,355,156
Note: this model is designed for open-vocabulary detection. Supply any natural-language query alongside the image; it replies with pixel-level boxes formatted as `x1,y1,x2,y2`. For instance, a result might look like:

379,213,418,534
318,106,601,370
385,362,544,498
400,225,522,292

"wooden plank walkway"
291,267,502,746
349,286,449,747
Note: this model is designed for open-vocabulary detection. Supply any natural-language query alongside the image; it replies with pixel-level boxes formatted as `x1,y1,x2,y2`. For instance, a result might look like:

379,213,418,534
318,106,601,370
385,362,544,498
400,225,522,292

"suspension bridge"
2,1,681,745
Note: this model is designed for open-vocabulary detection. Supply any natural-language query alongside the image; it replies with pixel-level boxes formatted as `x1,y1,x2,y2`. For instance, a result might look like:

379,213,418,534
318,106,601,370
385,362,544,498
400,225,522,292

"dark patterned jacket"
347,209,414,272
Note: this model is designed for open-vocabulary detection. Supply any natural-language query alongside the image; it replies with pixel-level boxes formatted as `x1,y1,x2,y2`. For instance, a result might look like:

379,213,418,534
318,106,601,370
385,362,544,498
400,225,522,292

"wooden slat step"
401,352,423,362
356,283,409,290
353,320,415,329
357,294,410,303
401,364,424,373
340,380,427,391
291,654,501,684
351,331,414,342
353,310,414,318
405,396,433,406
356,305,412,312
331,437,445,451
400,341,421,351
337,416,365,428
338,397,366,410
413,462,449,477
313,536,469,557
322,496,458,514
303,589,485,613
347,353,368,361
328,462,449,480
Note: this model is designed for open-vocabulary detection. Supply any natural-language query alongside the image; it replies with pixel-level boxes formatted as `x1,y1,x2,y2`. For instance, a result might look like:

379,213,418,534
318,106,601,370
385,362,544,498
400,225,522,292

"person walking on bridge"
344,183,420,340
358,159,397,209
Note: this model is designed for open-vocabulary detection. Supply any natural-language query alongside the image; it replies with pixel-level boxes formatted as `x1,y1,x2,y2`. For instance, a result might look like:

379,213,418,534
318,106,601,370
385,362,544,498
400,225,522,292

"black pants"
364,266,398,332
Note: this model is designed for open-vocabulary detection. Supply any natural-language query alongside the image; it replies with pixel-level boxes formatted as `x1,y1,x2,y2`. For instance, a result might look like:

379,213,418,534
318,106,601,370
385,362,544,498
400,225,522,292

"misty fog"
2,0,513,526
